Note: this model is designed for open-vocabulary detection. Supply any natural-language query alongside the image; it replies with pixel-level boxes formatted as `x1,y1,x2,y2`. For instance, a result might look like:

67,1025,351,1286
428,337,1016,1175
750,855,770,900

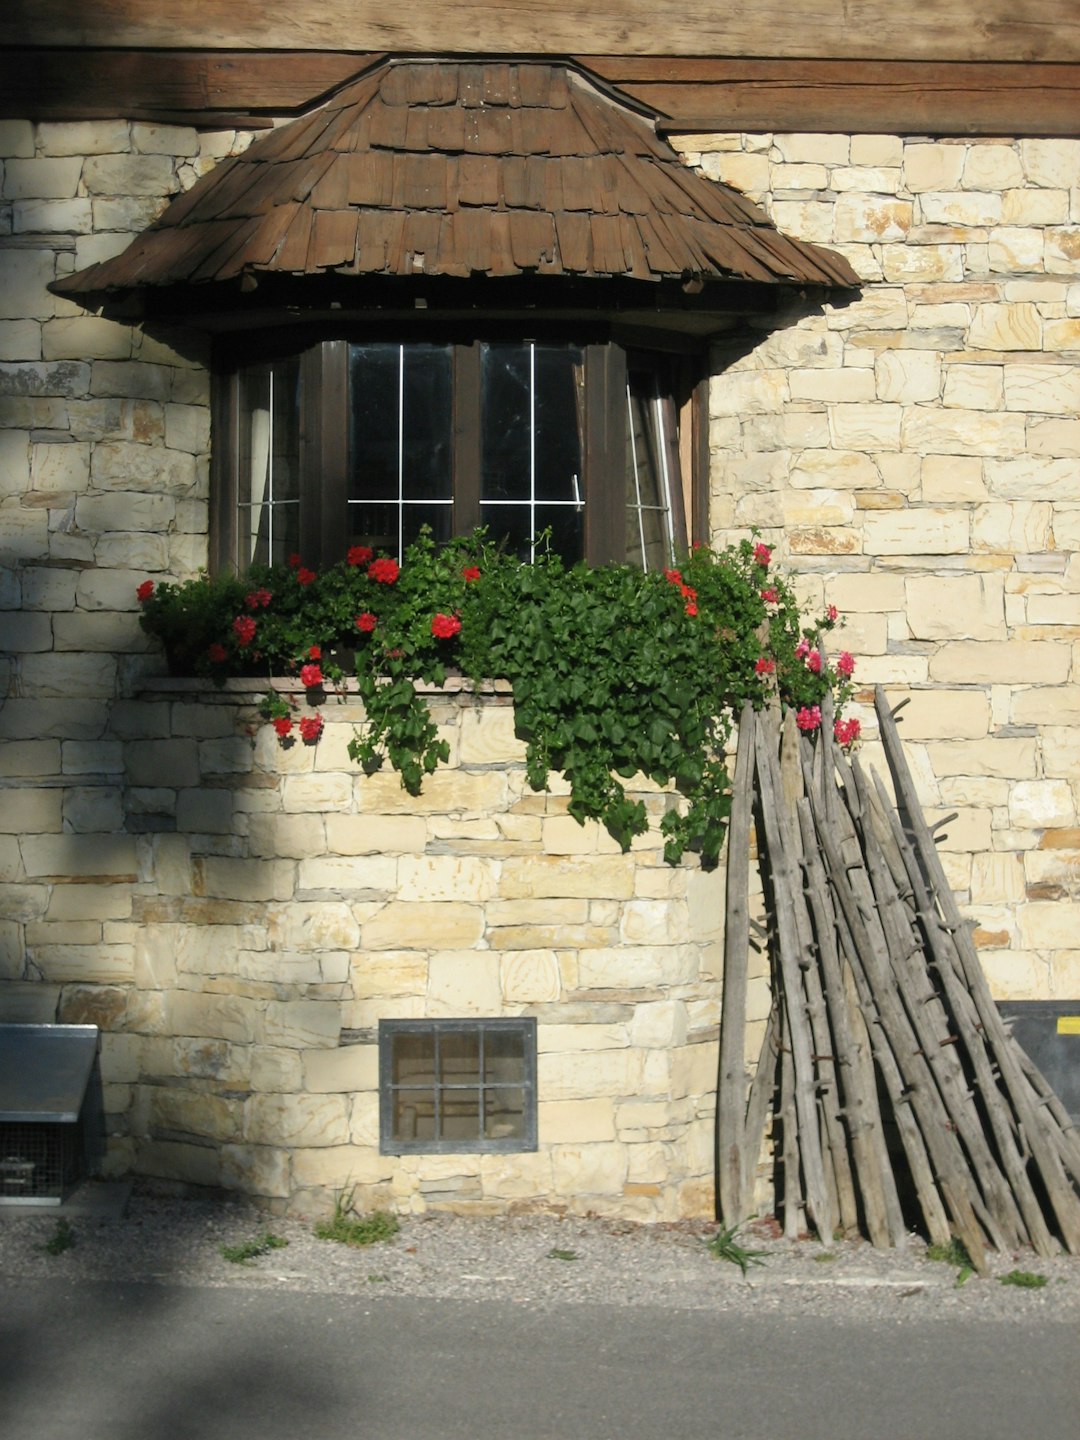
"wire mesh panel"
0,1024,103,1205
0,1120,84,1204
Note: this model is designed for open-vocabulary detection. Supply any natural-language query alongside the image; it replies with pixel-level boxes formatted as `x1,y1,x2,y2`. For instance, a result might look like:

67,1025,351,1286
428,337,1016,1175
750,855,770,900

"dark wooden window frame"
379,1017,539,1156
211,325,704,574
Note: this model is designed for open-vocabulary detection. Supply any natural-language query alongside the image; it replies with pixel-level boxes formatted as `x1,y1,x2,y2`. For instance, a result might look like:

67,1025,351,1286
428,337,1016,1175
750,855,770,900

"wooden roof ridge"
52,54,859,300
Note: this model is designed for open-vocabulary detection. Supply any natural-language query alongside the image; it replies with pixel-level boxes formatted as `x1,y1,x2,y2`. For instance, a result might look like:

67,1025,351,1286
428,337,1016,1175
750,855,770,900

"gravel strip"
2,1186,1079,1324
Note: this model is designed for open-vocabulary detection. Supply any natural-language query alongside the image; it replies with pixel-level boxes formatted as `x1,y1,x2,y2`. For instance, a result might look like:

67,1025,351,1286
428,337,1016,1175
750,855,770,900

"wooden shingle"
53,55,859,299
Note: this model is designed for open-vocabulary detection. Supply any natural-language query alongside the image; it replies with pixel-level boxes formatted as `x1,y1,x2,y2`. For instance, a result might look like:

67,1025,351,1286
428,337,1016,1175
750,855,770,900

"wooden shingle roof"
54,57,858,299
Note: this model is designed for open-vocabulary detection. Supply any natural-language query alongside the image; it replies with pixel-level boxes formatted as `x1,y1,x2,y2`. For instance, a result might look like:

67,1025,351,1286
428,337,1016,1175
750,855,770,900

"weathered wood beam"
5,1,1079,63
1,51,1076,138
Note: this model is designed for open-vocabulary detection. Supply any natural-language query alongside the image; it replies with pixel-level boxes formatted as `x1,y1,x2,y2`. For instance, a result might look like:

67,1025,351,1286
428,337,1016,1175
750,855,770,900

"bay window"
212,332,697,573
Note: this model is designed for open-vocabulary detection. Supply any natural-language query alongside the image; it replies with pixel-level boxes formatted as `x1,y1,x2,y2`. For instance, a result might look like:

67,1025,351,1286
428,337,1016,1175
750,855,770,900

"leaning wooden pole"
716,705,757,1225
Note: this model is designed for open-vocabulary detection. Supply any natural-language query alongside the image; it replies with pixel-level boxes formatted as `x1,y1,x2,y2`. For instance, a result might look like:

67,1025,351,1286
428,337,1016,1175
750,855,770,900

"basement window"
213,336,693,573
379,1018,537,1154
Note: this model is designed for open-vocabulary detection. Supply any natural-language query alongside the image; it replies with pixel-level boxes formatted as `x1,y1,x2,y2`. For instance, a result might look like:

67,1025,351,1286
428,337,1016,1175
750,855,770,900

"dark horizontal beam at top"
0,51,1077,137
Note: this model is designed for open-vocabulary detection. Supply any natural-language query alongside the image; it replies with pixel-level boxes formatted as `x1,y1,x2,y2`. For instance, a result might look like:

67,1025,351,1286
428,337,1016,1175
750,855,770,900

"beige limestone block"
3,157,82,199
1049,952,1080,995
972,502,1052,553
355,768,508,815
165,991,258,1044
219,1144,291,1199
862,508,969,555
487,898,590,928
971,852,1027,905
1010,780,1075,829
303,1044,377,1094
669,1042,721,1101
769,200,835,243
0,788,62,835
987,457,1078,502
1017,902,1080,950
828,403,902,450
851,135,903,167
297,854,397,894
781,488,853,526
619,899,689,946
630,1000,689,1050
322,813,426,855
253,727,315,775
1053,507,1080,549
500,854,635,900
772,134,849,165
875,350,941,403
785,526,861,556
90,441,196,495
711,152,771,194
961,145,1024,191
500,950,561,1003
1021,139,1080,190
281,773,353,813
349,1093,380,1148
988,227,1045,273
397,854,499,904
918,191,1001,227
904,144,966,193
549,1141,629,1199
1042,727,1080,779
710,367,790,417
478,1150,555,1199
237,950,338,985
902,407,1026,457
244,1091,350,1147
1013,686,1080,726
269,901,360,953
151,1087,239,1143
1044,318,1080,351
426,949,502,1014
538,1048,642,1103
942,364,1003,412
362,901,484,951
924,737,1038,779
833,196,911,243
770,161,829,189
788,449,879,490
248,1046,304,1093
826,572,906,612
261,1000,341,1050
192,857,292,903
350,951,428,998
575,943,701,990
905,573,1005,641
247,814,326,860
536,1022,629,1053
1026,593,1080,627
20,833,137,879
457,707,527,765
1025,848,1080,900
176,923,266,977
1003,363,1080,413
968,303,1042,351
880,244,964,283
883,689,991,741
788,369,875,403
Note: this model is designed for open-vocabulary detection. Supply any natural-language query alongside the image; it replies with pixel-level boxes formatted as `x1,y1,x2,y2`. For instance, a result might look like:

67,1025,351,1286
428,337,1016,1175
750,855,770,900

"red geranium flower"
754,542,772,567
307,645,321,660
836,651,855,678
299,663,323,688
348,545,374,567
272,716,293,738
207,643,227,664
462,565,481,583
755,657,775,676
431,612,462,639
245,588,272,610
368,557,400,585
796,705,822,733
663,568,683,586
296,567,316,587
684,601,698,617
355,612,377,633
232,615,257,647
299,713,323,744
834,716,861,747
760,588,779,604
288,553,302,569
827,604,839,622
136,580,154,602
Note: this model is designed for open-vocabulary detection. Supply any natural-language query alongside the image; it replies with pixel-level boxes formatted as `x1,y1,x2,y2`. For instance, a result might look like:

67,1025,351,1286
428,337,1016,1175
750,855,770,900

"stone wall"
677,131,1080,1005
1,678,726,1219
1,116,1078,1216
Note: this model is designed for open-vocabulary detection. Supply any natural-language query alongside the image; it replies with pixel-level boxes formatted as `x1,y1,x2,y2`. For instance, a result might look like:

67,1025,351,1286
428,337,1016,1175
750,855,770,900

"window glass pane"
624,365,676,573
392,1032,434,1086
394,1088,436,1142
480,342,531,501
237,357,301,568
438,1030,481,1087
484,1087,525,1140
483,1027,525,1082
348,343,453,556
533,345,584,504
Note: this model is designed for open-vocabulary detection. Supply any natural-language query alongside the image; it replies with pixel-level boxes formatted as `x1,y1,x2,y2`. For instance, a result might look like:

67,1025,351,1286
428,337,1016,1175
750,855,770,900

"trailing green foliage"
138,531,856,867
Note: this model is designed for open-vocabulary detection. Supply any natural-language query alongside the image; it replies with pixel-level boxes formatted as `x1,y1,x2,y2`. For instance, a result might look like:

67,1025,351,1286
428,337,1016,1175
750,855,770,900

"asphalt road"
2,1277,1077,1440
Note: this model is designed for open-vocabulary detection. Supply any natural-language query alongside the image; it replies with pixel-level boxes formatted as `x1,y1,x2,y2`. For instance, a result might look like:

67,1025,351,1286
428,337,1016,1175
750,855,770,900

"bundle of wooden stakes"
716,687,1080,1273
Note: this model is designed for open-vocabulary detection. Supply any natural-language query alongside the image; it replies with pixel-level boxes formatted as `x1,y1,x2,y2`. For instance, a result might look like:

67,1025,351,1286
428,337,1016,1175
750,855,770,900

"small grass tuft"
220,1233,289,1265
999,1269,1048,1289
314,1188,400,1248
813,1251,838,1263
926,1237,972,1268
707,1223,767,1276
547,1248,578,1261
40,1219,75,1256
